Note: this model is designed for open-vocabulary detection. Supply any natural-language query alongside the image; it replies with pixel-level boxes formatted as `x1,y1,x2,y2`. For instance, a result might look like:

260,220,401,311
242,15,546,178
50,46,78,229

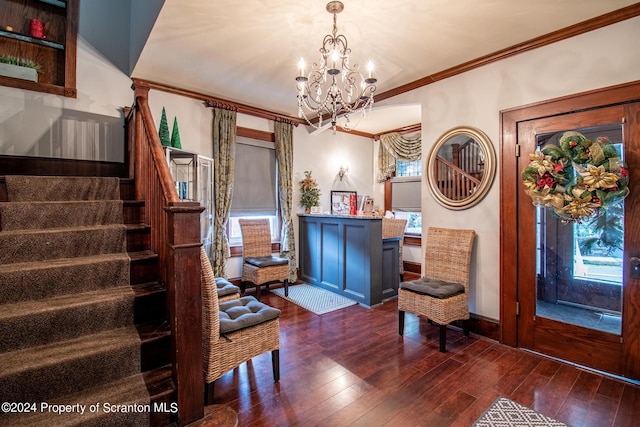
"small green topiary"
171,117,182,149
158,107,171,147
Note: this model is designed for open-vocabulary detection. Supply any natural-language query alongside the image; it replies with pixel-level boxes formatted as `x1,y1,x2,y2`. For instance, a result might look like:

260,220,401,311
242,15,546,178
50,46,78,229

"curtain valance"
378,132,422,181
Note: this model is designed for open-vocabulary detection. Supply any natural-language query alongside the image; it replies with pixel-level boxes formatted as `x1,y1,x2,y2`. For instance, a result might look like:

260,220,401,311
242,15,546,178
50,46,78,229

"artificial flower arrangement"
299,170,321,212
521,131,629,222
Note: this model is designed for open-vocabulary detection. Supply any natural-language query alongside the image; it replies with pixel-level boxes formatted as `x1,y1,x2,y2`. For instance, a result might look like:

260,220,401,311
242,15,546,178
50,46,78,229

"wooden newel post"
165,201,205,426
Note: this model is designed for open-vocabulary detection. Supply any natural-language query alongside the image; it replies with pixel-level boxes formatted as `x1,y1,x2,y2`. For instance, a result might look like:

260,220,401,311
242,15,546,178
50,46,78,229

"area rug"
270,284,357,315
473,397,568,427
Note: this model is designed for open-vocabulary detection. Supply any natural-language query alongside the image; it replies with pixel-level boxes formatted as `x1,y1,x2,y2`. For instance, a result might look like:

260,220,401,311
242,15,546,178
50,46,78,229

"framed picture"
331,190,357,215
363,197,375,215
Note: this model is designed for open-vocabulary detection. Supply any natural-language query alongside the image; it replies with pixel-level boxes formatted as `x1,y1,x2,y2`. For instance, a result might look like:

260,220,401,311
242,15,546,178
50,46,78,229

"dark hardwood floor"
204,283,640,426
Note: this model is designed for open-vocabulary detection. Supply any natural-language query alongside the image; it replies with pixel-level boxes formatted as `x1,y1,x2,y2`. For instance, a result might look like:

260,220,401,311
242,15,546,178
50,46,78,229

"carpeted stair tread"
0,366,174,427
0,224,127,264
4,175,120,202
0,286,135,353
0,369,158,427
0,200,124,231
0,326,143,403
0,253,131,304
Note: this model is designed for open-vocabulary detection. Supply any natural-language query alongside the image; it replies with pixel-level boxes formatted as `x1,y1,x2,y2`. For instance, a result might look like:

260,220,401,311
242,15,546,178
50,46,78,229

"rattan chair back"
382,217,407,277
423,227,475,293
201,246,220,352
239,218,272,259
382,218,407,239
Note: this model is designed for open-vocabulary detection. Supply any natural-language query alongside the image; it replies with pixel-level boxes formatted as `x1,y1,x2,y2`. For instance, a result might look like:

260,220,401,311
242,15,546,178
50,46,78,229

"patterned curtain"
378,132,422,181
210,103,237,277
274,119,297,282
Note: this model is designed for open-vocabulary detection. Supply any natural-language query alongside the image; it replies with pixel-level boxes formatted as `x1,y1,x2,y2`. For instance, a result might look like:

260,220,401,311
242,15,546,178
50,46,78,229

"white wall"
376,16,640,320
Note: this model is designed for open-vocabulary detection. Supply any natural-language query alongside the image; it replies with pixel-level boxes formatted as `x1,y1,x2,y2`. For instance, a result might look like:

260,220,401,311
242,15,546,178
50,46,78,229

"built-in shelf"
0,29,64,50
39,0,66,8
0,0,77,97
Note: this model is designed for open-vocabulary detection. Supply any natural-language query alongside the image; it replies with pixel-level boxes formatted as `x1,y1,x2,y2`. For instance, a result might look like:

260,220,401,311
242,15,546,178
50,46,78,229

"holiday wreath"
521,131,629,223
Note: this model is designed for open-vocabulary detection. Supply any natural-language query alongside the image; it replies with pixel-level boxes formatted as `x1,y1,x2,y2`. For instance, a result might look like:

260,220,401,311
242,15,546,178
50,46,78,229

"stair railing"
126,82,204,425
454,138,484,177
434,155,481,201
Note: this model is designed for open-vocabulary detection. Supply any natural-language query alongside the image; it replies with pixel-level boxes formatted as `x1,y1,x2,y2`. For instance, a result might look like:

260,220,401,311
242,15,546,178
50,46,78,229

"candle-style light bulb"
331,50,339,69
298,58,305,77
367,61,374,79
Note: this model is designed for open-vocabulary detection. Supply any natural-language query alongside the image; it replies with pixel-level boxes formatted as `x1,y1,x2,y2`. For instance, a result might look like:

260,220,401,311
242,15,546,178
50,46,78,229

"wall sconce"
338,165,349,181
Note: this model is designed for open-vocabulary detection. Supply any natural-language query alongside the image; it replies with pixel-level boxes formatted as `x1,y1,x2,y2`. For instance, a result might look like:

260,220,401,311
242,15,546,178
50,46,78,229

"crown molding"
131,78,306,126
375,4,640,103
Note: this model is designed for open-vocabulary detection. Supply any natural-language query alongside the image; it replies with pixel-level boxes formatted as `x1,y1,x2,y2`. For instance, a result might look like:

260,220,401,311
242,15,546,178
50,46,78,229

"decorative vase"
305,207,311,214
29,18,44,38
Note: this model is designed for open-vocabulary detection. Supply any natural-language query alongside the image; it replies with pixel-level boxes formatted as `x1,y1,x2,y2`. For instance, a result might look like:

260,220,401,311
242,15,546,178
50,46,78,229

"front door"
514,102,640,378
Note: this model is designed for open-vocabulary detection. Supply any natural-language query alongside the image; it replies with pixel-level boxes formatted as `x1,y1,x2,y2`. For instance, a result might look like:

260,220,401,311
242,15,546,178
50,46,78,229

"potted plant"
0,55,41,82
299,170,321,213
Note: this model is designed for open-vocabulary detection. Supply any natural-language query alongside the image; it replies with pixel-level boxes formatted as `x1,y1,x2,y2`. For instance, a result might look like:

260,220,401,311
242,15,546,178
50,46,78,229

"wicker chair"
398,227,475,352
215,277,240,302
200,252,240,302
382,217,408,281
201,246,280,404
239,218,289,299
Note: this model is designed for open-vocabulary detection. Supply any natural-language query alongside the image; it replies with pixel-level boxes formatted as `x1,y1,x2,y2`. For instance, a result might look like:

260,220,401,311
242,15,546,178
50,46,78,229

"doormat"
473,397,568,427
270,284,357,315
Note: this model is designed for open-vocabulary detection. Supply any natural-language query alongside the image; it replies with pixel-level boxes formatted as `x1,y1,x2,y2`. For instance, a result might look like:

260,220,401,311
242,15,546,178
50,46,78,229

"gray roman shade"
391,176,421,212
230,136,277,216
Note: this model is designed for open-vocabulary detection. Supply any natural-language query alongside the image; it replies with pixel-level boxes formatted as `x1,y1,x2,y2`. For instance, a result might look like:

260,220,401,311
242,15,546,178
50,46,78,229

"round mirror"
427,126,496,210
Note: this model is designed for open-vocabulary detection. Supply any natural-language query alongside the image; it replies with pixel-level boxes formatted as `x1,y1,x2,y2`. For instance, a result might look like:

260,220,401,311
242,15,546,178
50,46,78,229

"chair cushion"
245,256,288,268
215,277,240,297
400,277,465,299
219,296,281,334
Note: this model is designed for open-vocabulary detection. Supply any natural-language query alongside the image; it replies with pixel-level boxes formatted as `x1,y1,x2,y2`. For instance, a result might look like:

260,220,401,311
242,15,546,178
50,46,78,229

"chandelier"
295,1,377,132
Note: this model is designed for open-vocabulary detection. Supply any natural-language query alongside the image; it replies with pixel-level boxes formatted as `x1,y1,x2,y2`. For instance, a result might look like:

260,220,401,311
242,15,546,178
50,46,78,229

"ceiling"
132,0,638,135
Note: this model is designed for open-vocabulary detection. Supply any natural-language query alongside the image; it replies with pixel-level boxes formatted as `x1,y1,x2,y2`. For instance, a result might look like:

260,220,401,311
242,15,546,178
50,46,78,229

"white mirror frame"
427,126,496,210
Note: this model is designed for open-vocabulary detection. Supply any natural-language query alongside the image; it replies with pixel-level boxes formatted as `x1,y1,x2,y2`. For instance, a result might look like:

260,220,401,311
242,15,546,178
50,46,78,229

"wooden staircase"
0,176,175,426
434,139,483,200
0,81,206,426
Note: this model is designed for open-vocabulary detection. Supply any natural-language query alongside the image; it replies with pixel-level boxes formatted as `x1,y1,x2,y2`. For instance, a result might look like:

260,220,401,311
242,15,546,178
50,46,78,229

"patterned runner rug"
270,284,357,315
473,397,568,426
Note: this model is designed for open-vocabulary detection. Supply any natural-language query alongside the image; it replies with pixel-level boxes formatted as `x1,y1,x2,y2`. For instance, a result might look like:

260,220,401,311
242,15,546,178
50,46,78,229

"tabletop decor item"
29,18,44,38
158,107,170,147
299,170,321,213
522,131,629,223
170,117,182,149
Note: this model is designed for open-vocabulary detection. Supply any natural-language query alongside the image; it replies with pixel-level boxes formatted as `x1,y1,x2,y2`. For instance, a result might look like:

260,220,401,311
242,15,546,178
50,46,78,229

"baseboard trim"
403,261,421,274
451,313,500,342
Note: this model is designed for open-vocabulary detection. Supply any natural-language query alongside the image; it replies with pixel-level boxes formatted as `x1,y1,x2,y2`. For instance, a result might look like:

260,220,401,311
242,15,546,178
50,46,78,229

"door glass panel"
535,124,624,335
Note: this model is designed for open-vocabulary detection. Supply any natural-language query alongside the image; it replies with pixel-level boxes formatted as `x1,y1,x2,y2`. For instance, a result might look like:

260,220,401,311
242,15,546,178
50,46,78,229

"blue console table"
298,214,399,307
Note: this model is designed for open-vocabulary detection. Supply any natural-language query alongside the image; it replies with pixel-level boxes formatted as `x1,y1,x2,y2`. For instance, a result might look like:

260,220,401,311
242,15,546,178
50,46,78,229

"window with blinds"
229,136,279,244
230,137,277,217
391,159,422,236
